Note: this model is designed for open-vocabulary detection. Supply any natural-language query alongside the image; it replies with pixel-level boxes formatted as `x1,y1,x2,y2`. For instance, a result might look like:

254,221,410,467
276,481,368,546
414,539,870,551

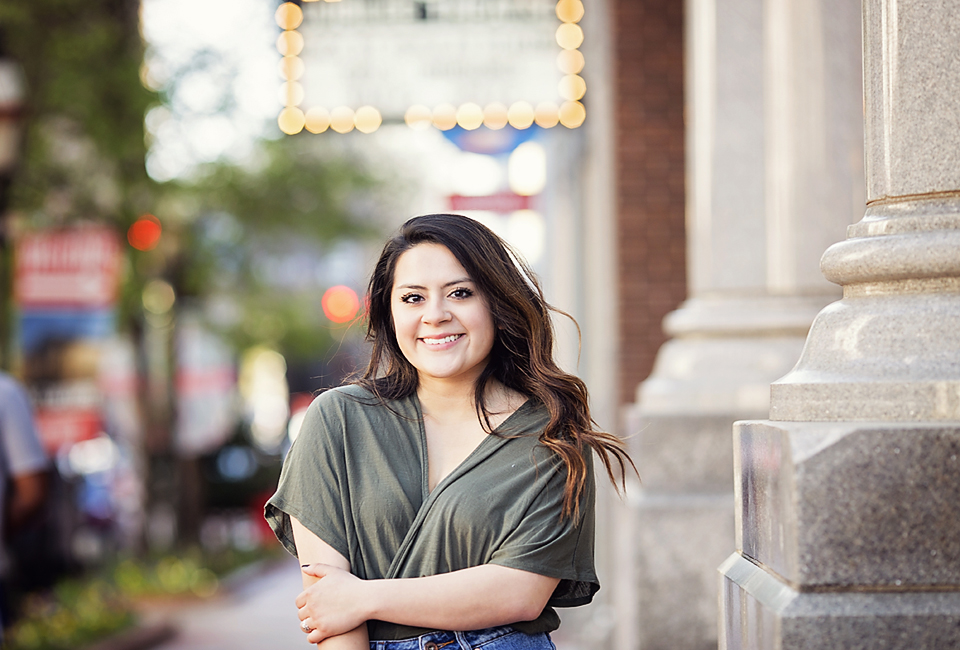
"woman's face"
390,243,496,388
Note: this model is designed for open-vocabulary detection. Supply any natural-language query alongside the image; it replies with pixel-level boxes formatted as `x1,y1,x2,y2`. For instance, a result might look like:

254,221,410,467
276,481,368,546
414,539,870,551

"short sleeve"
0,375,48,476
264,391,350,562
488,452,599,608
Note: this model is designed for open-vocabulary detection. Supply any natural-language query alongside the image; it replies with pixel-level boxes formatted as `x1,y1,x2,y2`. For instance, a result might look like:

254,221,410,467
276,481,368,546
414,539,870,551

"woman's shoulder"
307,383,417,421
500,396,549,434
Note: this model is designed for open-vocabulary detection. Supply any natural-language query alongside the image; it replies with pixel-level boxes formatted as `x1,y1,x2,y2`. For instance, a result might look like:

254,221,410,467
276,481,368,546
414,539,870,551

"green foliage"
3,547,283,650
0,0,389,366
156,136,384,362
0,0,156,226
178,136,383,241
4,578,135,650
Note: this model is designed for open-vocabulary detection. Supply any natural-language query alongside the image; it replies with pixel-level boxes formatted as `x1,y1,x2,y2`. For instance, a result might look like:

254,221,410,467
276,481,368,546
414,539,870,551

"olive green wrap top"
265,384,598,640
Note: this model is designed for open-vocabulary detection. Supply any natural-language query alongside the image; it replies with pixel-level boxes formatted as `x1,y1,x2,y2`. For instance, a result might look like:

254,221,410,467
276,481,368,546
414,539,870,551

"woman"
265,214,634,650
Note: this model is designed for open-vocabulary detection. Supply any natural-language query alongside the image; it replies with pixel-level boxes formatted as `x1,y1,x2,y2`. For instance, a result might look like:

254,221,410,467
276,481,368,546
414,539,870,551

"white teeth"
422,334,461,345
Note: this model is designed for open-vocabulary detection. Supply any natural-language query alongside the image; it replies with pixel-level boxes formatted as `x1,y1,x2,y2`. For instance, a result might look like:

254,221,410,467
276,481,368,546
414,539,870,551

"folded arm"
293,521,559,643
291,517,369,649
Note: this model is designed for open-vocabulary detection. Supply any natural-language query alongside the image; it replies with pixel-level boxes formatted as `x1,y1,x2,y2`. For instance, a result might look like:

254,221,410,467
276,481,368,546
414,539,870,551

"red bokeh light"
127,214,162,251
322,285,360,324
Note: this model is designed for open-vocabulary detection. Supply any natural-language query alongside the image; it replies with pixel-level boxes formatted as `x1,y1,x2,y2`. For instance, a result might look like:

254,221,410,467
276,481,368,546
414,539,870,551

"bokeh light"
405,104,432,130
535,102,560,128
507,101,535,129
556,23,584,49
305,106,331,133
432,103,458,131
274,3,303,30
278,106,305,134
354,105,382,133
142,279,176,314
278,56,304,81
322,285,360,323
276,30,304,56
557,49,585,74
508,142,547,195
457,103,484,130
558,74,587,101
127,214,162,251
483,103,509,130
330,106,355,133
556,0,585,23
68,437,120,475
559,100,586,128
239,347,289,451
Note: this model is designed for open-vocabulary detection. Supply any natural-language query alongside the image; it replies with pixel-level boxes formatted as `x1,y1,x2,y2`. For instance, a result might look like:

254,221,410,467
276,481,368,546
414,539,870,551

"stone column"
720,1,960,648
621,0,862,648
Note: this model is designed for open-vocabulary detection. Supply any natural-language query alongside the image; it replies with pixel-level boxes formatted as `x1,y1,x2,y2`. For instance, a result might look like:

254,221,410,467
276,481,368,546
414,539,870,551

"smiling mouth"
421,334,464,345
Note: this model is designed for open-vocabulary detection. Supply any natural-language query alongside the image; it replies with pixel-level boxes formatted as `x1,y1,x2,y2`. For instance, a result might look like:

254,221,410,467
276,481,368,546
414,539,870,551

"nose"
422,296,451,324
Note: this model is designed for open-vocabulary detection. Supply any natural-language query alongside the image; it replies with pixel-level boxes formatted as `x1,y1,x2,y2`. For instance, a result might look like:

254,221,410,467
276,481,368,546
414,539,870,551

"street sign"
448,192,531,213
15,227,122,453
15,228,121,309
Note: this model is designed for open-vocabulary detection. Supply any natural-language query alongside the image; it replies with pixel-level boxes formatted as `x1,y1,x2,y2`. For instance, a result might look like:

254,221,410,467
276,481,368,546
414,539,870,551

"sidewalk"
148,556,308,650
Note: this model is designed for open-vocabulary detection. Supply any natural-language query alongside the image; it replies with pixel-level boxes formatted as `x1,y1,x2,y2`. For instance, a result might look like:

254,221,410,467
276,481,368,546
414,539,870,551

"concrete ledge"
719,554,960,650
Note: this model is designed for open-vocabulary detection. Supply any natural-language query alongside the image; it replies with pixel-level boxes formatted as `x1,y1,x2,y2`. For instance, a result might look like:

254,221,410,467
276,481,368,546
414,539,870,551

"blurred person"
0,371,49,639
266,214,635,650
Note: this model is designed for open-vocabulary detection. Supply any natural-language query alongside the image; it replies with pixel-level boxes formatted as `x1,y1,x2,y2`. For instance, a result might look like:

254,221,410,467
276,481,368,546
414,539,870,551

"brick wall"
613,0,687,406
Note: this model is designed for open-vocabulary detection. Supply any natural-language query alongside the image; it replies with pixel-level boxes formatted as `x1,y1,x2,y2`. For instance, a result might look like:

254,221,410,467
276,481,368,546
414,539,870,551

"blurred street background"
0,1,622,648
3,0,954,648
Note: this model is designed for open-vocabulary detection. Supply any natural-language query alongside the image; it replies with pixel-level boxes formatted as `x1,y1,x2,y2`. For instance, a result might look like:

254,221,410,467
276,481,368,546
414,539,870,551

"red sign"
15,228,121,309
35,409,101,454
447,192,531,213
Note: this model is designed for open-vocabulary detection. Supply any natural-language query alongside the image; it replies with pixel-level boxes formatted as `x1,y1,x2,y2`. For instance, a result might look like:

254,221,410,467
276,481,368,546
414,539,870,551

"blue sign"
18,309,116,356
441,125,541,156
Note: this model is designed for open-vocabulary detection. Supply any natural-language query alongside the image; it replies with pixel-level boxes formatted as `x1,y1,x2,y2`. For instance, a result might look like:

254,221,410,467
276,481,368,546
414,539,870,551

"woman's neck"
416,376,479,421
416,376,525,425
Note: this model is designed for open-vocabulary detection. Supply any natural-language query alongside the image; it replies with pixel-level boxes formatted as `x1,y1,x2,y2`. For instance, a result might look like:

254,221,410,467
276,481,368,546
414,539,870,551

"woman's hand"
290,518,369,649
297,563,370,643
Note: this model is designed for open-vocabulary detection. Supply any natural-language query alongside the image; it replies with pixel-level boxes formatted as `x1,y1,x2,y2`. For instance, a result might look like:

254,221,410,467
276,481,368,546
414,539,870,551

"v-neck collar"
412,393,533,500
384,395,534,580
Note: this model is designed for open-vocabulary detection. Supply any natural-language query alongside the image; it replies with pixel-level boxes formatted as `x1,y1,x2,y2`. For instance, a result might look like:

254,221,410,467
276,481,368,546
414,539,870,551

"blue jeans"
369,626,555,650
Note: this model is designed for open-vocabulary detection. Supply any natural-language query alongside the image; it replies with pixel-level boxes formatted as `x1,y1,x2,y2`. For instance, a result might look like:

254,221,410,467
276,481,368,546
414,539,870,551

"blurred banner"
175,312,237,457
14,227,121,453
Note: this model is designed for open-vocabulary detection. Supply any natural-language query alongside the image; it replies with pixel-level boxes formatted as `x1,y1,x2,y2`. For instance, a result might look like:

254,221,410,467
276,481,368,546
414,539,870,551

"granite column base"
719,554,960,650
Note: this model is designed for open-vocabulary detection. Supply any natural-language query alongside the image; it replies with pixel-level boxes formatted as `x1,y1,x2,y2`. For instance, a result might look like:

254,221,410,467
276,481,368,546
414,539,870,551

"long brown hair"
358,214,635,518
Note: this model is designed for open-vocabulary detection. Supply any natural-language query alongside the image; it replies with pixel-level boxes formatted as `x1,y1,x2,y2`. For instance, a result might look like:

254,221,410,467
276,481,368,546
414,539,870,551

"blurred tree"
0,0,390,562
163,135,383,363
0,0,155,227
0,0,155,369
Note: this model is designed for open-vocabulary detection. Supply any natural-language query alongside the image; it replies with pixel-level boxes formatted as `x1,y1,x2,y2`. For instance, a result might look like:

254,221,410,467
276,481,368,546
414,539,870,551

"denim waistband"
369,625,518,650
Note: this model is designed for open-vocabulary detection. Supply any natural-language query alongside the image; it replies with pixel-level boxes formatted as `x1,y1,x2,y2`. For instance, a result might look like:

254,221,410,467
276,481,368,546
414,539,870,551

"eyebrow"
396,277,473,291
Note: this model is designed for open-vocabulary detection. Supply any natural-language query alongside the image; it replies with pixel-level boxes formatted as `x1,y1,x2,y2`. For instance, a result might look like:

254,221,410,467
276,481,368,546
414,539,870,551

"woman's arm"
297,562,560,643
291,517,369,650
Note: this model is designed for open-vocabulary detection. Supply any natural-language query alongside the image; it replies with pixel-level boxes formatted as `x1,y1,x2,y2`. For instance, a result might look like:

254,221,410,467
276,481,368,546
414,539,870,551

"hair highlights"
358,214,635,519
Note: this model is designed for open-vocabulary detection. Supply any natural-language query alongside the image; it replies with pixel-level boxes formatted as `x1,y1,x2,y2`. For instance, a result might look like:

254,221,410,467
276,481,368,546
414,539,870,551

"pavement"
145,556,309,650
